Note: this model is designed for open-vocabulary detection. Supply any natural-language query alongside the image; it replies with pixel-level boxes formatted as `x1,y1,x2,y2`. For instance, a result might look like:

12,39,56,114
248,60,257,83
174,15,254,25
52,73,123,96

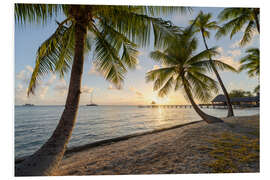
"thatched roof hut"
212,94,259,106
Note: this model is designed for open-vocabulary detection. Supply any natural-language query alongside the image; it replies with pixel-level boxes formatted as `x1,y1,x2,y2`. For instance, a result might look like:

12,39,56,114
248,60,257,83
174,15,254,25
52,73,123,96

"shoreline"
58,114,259,175
15,119,203,164
16,114,259,175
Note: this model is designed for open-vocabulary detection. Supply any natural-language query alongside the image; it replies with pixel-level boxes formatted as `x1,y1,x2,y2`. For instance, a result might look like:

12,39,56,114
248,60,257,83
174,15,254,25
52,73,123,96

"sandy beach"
57,115,259,175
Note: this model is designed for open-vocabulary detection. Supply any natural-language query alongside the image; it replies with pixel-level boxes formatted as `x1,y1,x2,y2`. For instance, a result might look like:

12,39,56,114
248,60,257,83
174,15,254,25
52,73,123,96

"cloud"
15,83,49,103
16,65,33,83
218,55,240,69
54,79,67,94
230,39,241,49
228,50,241,57
136,65,142,70
37,86,49,99
15,85,28,103
16,70,27,80
26,65,33,73
45,74,56,85
129,86,144,98
88,62,100,75
81,85,94,94
107,84,118,90
216,47,224,54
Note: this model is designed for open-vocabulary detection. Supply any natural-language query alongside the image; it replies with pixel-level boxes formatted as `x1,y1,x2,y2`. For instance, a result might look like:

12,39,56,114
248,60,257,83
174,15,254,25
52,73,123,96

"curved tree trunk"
15,18,87,176
183,81,223,123
201,31,234,117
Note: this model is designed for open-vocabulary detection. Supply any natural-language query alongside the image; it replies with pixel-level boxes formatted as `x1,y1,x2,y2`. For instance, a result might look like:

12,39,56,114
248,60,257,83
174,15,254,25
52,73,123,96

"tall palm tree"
146,28,236,123
216,8,260,46
190,11,236,117
15,4,186,176
239,48,259,77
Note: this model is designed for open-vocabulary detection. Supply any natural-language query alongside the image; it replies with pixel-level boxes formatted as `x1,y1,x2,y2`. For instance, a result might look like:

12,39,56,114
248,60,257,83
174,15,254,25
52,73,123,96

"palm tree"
229,89,252,97
190,11,236,117
216,8,260,46
239,48,259,77
15,4,186,176
146,28,236,123
239,48,260,96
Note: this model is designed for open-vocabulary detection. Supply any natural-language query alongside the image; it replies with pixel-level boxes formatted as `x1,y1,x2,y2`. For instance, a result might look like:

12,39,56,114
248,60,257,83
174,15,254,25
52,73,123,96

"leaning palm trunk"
183,81,223,123
201,31,234,117
15,20,87,176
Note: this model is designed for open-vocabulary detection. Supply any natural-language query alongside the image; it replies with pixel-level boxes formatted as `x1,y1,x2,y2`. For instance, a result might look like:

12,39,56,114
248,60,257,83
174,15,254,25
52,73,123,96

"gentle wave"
15,105,259,158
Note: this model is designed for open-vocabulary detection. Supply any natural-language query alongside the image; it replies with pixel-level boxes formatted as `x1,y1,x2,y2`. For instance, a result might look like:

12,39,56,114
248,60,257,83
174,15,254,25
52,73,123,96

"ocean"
15,105,259,158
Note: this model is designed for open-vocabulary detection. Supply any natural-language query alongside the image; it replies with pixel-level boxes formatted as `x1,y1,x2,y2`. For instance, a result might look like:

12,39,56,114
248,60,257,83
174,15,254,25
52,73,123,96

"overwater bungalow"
212,94,260,107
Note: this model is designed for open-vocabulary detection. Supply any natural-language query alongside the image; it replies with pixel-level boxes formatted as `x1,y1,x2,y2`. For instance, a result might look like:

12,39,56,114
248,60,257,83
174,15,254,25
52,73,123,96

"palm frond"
133,6,192,17
150,50,178,65
91,24,127,88
158,76,174,97
239,48,259,77
192,60,238,73
146,66,176,91
187,47,219,64
99,18,139,69
186,71,218,102
240,21,256,46
15,4,61,25
98,8,182,49
27,21,74,95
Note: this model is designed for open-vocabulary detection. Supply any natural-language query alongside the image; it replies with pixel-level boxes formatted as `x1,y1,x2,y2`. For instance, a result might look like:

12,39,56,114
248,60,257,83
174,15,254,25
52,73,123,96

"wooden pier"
138,104,256,109
138,105,193,109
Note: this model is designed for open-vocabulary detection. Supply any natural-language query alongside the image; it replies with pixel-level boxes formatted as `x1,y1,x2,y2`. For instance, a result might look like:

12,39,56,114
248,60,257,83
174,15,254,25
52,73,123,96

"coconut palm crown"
15,4,186,94
146,27,236,123
216,8,260,47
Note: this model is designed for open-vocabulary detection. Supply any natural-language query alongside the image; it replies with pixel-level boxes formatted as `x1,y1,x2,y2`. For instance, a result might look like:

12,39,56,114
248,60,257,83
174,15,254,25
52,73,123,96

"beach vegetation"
229,89,255,97
204,132,259,173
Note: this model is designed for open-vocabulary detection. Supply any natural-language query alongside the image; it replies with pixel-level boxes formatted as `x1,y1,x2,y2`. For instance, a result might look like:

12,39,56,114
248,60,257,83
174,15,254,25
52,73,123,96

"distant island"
23,104,34,106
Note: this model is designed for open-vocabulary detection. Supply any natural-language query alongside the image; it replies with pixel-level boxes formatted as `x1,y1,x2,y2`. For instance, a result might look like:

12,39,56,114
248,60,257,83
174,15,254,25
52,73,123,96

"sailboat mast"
90,91,93,104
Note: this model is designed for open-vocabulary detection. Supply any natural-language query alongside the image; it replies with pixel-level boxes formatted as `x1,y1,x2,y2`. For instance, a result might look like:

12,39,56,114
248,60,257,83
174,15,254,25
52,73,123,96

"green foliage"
216,8,260,46
146,26,235,102
239,48,259,78
28,21,75,95
204,132,259,173
189,11,220,39
253,85,260,94
15,4,187,94
15,4,61,25
229,89,254,97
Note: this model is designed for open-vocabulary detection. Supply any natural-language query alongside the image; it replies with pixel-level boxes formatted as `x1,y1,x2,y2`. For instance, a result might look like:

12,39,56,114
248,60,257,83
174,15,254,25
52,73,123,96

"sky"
14,6,260,105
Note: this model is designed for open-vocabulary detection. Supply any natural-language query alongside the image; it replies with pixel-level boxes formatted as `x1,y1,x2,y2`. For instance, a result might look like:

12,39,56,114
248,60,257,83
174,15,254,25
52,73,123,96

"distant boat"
86,91,98,106
24,103,34,106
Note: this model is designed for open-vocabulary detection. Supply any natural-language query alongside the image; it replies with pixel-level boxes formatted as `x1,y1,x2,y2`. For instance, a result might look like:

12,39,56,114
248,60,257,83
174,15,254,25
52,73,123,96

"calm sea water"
15,105,259,158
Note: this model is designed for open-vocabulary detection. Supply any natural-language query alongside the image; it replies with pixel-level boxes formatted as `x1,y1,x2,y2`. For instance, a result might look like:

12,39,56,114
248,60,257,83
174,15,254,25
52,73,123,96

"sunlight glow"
150,92,169,105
